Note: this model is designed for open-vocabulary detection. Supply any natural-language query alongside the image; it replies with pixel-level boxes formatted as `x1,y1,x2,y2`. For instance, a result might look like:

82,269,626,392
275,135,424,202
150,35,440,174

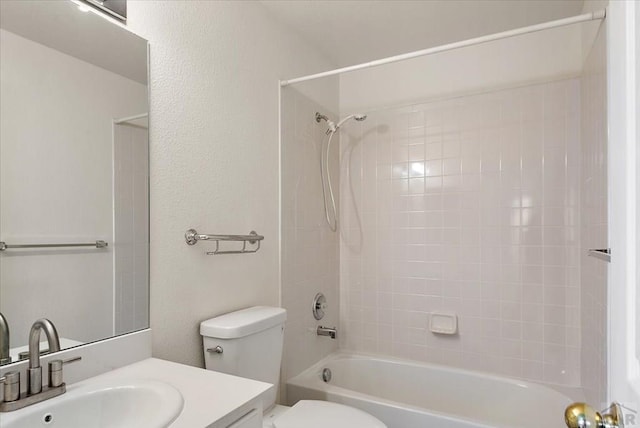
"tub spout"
317,326,337,339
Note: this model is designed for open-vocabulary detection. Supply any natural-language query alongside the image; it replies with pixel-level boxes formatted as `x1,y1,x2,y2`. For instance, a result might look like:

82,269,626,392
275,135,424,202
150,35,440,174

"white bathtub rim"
287,350,577,428
289,349,584,402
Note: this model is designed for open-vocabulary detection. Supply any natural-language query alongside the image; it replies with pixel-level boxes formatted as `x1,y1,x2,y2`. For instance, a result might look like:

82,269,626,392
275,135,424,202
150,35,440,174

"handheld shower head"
314,111,369,232
335,113,367,129
315,112,367,133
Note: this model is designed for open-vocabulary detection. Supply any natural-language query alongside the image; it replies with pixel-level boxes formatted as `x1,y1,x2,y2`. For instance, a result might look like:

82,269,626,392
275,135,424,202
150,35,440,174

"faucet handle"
62,356,81,365
0,371,20,402
48,356,81,388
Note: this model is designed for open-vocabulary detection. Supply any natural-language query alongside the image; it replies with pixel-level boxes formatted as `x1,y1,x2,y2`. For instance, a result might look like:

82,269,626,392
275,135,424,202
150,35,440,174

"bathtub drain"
322,368,332,383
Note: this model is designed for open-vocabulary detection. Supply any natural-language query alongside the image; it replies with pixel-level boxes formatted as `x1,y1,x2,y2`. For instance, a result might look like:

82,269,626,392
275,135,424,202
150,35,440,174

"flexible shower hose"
320,129,338,232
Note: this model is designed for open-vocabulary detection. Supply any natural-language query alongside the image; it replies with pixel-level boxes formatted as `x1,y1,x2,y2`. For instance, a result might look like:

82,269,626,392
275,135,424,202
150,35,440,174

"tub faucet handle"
313,293,327,320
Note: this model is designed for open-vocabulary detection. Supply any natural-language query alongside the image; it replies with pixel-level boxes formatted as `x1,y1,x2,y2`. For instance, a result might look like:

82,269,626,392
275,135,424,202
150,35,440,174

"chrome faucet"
0,313,10,365
0,318,80,413
317,326,337,339
27,318,61,395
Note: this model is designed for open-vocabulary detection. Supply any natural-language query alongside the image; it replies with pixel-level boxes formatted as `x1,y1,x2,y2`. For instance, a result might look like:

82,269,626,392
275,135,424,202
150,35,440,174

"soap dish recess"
429,312,457,335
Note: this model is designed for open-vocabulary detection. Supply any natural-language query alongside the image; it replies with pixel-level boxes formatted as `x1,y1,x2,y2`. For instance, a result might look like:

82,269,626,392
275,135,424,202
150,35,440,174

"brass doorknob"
565,402,622,428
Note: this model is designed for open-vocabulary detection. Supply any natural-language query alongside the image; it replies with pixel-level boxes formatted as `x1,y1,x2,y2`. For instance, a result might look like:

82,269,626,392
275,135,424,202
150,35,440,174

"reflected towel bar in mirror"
184,229,264,255
0,241,108,251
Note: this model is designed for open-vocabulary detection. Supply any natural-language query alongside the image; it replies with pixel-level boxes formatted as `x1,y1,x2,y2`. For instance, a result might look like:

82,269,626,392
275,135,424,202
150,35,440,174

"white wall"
126,1,335,367
606,0,639,406
280,82,340,393
0,29,147,346
114,122,149,334
581,1,609,63
579,20,607,406
340,25,582,113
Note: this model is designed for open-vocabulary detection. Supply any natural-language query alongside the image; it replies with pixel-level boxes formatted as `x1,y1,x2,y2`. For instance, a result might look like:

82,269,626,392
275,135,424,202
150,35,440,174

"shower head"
335,113,367,130
315,112,367,133
313,111,368,233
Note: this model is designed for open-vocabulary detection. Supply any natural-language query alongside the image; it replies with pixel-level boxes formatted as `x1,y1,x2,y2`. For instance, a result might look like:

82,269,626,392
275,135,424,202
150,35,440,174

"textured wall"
339,78,582,387
126,1,334,367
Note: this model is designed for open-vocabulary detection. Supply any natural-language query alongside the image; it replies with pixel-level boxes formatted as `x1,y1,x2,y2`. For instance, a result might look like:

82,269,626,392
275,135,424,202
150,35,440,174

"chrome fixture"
18,349,50,362
315,111,368,232
48,357,81,388
588,248,611,262
185,229,264,255
0,319,81,412
28,319,61,395
0,372,20,403
315,111,367,134
565,402,622,428
315,112,330,124
0,240,107,251
317,326,337,339
312,293,327,321
322,368,332,383
0,313,10,365
83,0,127,22
206,346,224,354
0,357,81,412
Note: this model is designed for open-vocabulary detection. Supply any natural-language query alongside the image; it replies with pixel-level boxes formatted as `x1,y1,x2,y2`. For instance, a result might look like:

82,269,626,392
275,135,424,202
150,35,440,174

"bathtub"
286,352,575,428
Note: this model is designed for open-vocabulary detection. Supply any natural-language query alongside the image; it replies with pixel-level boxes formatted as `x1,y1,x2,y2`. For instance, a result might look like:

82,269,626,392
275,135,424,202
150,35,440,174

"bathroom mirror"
0,0,149,365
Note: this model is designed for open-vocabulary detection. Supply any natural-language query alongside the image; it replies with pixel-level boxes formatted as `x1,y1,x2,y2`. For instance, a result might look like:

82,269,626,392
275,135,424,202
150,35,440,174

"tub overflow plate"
322,368,332,383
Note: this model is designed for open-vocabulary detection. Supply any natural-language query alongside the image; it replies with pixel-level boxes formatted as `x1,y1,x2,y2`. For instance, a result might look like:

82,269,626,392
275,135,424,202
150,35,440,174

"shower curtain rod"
280,9,606,87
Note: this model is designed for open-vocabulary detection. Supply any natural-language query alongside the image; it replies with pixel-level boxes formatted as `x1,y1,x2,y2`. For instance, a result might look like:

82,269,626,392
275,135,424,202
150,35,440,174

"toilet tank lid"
200,306,287,339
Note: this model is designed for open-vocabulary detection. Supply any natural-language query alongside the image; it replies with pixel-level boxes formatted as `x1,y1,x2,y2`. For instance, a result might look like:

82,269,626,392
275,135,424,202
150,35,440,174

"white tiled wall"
339,78,582,387
114,122,149,334
580,23,607,405
280,84,340,393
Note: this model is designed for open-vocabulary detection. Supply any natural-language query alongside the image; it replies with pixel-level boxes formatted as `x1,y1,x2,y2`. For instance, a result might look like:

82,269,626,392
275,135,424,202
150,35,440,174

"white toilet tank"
200,306,287,409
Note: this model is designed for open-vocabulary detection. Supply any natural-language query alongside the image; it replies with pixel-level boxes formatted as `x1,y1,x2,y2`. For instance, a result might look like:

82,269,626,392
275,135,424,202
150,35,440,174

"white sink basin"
1,379,184,428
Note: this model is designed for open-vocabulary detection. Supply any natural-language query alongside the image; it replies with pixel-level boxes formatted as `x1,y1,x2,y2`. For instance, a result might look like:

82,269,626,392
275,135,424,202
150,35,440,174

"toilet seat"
273,400,386,428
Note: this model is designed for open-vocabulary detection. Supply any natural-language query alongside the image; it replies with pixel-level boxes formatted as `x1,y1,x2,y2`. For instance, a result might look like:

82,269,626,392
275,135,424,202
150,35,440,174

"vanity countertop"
67,357,273,427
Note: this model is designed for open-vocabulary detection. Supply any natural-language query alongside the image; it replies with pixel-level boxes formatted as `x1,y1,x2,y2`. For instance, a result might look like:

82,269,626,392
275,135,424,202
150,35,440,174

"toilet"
200,306,386,428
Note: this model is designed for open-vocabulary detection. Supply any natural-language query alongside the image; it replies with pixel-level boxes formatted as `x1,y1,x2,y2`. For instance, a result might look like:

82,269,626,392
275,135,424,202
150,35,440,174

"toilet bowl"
263,401,386,428
200,306,386,428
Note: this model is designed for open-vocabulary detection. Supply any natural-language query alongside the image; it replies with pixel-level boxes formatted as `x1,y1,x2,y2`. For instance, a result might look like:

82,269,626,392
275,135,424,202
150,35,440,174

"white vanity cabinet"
220,406,263,428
